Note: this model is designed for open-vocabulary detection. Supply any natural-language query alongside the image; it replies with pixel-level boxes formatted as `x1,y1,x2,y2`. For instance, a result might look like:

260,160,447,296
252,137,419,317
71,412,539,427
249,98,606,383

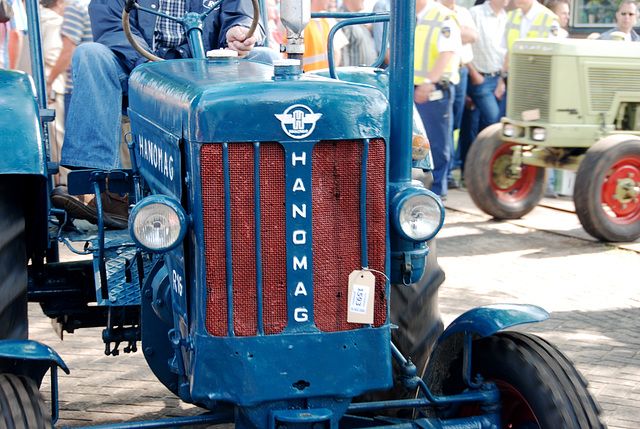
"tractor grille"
201,140,387,337
588,68,640,112
508,54,551,122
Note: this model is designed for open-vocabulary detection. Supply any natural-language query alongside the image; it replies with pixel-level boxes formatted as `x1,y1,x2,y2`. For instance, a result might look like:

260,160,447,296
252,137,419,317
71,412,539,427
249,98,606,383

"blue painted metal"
0,340,69,374
56,412,234,429
0,70,47,175
127,59,390,144
435,304,550,347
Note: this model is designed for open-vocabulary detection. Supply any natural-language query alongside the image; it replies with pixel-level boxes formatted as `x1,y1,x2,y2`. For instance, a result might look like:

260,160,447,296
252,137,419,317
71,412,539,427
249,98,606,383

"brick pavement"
28,190,640,428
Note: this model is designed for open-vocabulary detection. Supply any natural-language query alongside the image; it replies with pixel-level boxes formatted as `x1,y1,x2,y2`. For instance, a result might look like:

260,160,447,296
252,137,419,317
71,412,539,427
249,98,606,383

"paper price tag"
347,270,375,324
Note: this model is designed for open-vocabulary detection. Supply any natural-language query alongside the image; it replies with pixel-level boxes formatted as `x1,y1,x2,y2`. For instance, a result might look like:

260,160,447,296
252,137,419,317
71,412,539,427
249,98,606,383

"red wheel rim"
489,144,539,203
600,155,640,225
457,380,540,428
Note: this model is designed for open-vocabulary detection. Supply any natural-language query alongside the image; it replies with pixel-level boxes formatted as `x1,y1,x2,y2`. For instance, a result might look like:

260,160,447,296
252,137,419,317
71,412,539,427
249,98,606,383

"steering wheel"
122,0,260,62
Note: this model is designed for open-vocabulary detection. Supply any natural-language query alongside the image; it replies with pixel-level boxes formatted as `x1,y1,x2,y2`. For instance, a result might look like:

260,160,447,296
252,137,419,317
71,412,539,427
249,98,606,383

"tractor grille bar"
201,139,387,337
508,54,552,122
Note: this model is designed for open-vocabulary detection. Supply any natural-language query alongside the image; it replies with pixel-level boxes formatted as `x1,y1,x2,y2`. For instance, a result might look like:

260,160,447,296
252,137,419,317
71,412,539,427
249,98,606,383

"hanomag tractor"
466,38,640,243
0,0,605,427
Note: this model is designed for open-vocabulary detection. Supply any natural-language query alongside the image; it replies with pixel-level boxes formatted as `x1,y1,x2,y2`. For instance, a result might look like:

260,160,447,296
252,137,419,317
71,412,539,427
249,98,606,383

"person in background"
498,0,559,101
40,0,67,184
302,0,347,71
45,0,92,122
414,0,462,199
266,0,284,56
338,0,377,66
0,0,27,69
545,0,569,38
457,0,508,183
440,0,477,189
598,0,640,41
371,0,389,67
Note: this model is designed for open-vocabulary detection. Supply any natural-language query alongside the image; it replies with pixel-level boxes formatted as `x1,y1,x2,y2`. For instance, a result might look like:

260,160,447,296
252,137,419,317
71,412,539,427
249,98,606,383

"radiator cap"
273,58,301,80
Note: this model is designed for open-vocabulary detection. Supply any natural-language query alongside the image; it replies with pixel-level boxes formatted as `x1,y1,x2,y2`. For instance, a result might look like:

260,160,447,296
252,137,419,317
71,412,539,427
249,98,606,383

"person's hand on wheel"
226,26,257,58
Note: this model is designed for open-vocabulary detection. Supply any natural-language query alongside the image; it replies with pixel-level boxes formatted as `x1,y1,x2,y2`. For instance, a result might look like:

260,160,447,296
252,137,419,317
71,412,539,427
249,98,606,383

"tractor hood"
127,58,390,143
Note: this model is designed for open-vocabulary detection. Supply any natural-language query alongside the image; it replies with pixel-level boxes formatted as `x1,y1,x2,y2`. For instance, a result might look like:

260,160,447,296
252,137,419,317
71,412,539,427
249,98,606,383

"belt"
481,71,501,77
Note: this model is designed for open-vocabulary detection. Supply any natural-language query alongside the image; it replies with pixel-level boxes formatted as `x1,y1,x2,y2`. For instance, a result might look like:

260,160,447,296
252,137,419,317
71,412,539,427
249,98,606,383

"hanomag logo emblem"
275,104,322,139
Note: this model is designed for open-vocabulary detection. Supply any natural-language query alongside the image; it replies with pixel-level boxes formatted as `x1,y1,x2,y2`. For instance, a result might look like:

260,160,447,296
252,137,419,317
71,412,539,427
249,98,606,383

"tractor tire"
0,177,28,341
442,332,605,429
0,374,52,429
390,238,445,377
574,136,640,242
465,123,548,219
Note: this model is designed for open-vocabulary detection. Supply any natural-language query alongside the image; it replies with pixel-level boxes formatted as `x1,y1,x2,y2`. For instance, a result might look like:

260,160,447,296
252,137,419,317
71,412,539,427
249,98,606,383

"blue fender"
0,69,47,176
435,304,550,347
423,304,549,393
0,340,69,386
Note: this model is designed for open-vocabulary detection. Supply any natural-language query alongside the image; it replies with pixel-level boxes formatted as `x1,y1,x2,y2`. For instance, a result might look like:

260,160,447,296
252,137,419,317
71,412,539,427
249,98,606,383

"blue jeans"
61,43,279,170
449,66,469,172
415,84,455,197
467,74,505,131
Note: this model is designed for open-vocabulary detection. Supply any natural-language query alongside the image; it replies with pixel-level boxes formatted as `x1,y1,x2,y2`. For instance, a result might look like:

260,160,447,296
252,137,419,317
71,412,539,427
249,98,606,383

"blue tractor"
0,0,605,427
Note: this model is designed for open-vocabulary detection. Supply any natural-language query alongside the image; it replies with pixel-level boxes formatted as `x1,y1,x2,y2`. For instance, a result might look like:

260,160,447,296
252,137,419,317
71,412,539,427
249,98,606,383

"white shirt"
453,4,476,65
470,1,507,73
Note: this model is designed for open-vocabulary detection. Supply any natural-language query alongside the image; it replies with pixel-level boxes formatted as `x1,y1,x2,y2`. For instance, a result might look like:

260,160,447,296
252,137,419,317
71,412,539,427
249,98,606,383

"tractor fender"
0,69,47,176
0,340,69,386
422,304,549,394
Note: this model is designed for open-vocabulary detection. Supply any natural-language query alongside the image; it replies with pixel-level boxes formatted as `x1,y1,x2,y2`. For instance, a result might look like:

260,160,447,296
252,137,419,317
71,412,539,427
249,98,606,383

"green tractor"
466,38,640,242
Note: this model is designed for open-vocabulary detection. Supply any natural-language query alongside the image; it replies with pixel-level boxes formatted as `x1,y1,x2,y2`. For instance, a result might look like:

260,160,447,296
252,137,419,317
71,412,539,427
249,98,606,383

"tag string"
362,267,390,282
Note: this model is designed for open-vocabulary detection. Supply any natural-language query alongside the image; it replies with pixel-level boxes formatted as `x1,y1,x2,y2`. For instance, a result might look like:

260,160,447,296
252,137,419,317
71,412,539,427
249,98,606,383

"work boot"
51,186,129,229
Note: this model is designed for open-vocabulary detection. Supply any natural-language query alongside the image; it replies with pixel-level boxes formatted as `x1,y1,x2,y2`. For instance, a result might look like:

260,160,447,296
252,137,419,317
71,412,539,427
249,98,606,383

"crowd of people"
1,0,639,224
412,0,639,200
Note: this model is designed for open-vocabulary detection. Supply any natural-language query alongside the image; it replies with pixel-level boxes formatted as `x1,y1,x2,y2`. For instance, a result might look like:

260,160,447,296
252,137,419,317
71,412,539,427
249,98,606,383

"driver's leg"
54,42,130,229
62,42,129,170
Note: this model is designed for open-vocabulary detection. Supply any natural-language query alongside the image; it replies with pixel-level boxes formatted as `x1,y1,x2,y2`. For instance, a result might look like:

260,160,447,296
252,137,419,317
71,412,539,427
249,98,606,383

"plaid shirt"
154,0,186,50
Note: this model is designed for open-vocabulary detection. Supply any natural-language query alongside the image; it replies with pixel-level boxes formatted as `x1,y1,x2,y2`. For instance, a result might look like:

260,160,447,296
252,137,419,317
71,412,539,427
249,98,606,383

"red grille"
312,139,387,332
202,139,387,336
202,143,287,336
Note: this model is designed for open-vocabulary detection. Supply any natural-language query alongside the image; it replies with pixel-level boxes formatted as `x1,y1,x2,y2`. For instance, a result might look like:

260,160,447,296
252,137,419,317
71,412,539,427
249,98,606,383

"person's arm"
467,61,484,85
46,35,75,99
460,25,477,45
89,0,150,72
7,28,22,69
414,50,456,104
218,0,266,49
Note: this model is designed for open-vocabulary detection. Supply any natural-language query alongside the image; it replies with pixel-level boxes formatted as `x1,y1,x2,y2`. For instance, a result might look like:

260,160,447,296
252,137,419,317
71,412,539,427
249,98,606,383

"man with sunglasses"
599,0,640,41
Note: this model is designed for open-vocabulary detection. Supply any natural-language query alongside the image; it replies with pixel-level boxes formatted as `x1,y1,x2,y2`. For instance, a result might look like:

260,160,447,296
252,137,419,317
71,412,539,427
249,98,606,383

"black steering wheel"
122,0,260,62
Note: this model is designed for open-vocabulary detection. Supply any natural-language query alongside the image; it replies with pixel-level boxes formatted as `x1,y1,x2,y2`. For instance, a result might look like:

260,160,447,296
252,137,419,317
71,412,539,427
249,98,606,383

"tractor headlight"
503,123,517,137
392,188,444,242
531,127,546,141
130,196,188,253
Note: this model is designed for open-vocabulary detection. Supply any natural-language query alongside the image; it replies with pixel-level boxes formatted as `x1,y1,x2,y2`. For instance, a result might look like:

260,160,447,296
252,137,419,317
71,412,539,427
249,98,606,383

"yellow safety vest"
505,7,558,52
303,18,332,72
414,4,460,86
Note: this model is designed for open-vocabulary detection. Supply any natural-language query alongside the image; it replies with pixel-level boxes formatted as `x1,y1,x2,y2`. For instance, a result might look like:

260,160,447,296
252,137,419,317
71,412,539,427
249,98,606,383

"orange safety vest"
505,6,558,52
303,18,332,72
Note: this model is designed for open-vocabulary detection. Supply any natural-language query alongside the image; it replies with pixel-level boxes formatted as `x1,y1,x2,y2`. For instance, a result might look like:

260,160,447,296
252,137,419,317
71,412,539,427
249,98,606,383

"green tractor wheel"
465,123,548,219
574,135,640,242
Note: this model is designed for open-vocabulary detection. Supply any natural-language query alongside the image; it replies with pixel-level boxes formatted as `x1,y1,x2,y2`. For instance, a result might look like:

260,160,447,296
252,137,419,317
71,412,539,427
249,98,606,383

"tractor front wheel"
574,136,640,242
0,373,52,428
465,124,547,219
442,332,604,429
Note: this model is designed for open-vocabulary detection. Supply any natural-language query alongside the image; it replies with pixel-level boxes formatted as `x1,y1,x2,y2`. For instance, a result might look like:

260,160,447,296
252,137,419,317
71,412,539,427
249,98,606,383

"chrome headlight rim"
391,188,445,242
129,195,188,253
